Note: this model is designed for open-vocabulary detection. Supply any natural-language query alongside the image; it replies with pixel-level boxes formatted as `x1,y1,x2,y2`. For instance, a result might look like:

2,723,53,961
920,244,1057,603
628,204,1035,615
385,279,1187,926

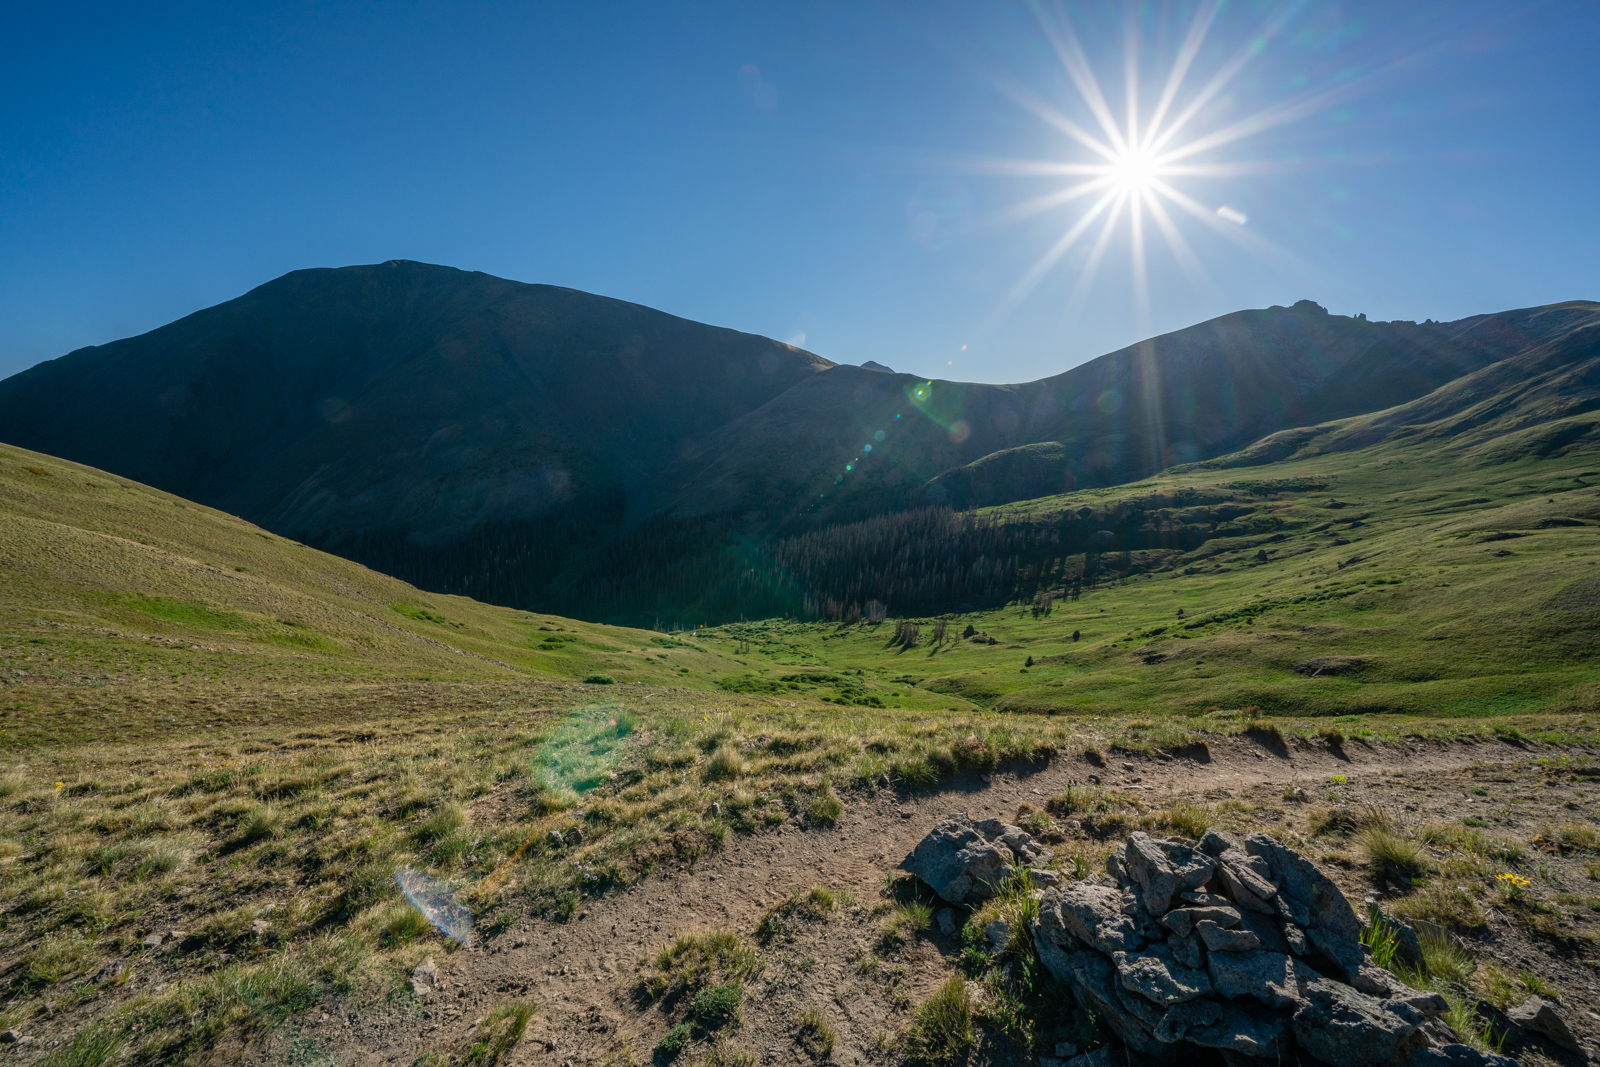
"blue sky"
2,1,1596,385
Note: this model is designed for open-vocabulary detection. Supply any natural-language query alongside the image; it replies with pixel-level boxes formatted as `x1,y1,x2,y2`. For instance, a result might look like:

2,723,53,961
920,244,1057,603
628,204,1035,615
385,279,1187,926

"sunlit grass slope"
0,443,752,744
694,434,1600,732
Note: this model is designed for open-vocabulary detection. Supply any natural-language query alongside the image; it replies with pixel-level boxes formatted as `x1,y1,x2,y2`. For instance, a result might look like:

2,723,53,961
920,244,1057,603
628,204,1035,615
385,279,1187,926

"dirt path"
280,734,1573,1067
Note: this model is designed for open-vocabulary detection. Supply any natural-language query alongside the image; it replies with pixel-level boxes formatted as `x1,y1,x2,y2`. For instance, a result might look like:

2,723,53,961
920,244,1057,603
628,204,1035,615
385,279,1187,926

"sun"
1109,147,1160,194
973,1,1352,330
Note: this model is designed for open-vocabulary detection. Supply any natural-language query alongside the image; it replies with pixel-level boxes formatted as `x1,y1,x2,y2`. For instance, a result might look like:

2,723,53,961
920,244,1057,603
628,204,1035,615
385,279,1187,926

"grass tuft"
796,1008,835,1058
903,976,974,1066
1360,826,1428,882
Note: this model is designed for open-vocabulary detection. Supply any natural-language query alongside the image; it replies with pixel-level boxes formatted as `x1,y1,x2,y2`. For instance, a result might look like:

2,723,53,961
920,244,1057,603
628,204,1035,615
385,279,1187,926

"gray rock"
1161,905,1241,938
1283,922,1310,956
1112,945,1213,1006
1032,942,1163,1055
903,814,1015,905
1307,923,1368,986
1120,886,1168,943
986,918,1012,954
1106,843,1127,884
1272,888,1312,927
1054,1042,1080,1058
564,825,583,845
140,932,165,949
411,956,440,997
1217,850,1279,901
1180,890,1233,907
1167,932,1204,970
1245,832,1362,946
1236,910,1290,955
1199,829,1236,857
1408,1045,1518,1067
1154,998,1291,1057
1291,978,1422,1067
1507,996,1583,1053
548,829,565,848
1126,832,1179,914
935,908,957,936
1041,882,1146,954
1215,861,1277,915
1196,920,1262,953
1028,868,1064,890
1399,991,1450,1019
0,1030,19,1044
1207,950,1321,1009
1161,840,1218,894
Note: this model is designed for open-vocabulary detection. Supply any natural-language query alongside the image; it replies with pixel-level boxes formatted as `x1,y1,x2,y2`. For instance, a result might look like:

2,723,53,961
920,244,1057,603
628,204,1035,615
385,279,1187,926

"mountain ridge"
2,260,1595,622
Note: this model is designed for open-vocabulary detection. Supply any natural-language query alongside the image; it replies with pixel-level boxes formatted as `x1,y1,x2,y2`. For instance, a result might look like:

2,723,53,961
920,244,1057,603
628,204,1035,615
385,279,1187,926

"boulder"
1154,998,1291,1058
903,813,1049,905
1021,828,1466,1067
1506,996,1583,1053
1291,979,1422,1067
1207,950,1322,1010
1112,945,1213,1005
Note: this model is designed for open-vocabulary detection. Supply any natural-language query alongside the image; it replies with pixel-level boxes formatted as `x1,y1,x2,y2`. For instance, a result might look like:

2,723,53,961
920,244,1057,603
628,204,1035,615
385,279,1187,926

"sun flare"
977,1,1362,328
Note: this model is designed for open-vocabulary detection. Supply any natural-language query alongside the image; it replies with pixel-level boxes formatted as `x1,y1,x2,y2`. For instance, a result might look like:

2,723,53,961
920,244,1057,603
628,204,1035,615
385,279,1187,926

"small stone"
0,1030,18,1044
140,932,165,949
565,826,583,845
1507,996,1583,1053
412,956,440,997
936,909,957,936
548,830,564,848
1028,868,1064,890
986,919,1012,953
1284,923,1310,956
707,802,721,816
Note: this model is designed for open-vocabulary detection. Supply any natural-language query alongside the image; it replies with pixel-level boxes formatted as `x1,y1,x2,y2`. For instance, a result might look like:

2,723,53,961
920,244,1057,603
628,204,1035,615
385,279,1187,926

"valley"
4,284,1600,1066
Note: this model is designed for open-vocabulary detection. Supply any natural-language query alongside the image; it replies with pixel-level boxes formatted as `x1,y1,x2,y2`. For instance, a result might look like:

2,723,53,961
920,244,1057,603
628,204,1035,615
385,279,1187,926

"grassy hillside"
0,444,757,746
687,429,1600,732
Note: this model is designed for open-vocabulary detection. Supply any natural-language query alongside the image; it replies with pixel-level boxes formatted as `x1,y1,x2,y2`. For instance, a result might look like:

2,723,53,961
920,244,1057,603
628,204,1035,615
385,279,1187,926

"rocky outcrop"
1021,829,1498,1067
902,814,1054,906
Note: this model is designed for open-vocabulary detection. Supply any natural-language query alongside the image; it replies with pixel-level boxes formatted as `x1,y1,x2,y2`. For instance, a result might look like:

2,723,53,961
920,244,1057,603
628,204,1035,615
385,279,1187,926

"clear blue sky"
2,1,1596,385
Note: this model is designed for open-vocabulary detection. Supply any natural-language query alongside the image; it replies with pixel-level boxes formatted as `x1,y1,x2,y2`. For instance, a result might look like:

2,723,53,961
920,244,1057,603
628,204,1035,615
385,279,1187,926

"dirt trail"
288,735,1562,1067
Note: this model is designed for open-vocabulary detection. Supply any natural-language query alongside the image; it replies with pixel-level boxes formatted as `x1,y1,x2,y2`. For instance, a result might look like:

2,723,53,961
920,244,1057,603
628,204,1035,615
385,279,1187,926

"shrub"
1360,826,1427,882
690,980,743,1027
583,674,616,685
657,1023,692,1058
904,977,974,1066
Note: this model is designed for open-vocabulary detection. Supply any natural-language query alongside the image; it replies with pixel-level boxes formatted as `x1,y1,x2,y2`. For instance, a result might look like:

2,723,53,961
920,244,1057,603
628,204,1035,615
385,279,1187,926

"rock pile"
906,819,1528,1067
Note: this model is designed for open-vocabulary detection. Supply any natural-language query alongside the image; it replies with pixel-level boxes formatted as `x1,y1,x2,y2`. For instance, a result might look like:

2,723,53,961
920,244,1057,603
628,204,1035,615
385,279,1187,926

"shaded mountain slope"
0,261,830,603
662,299,1589,522
1,258,1594,623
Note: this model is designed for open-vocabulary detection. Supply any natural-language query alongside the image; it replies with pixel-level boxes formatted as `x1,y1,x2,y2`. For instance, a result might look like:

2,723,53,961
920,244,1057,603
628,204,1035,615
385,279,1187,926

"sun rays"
975,0,1337,333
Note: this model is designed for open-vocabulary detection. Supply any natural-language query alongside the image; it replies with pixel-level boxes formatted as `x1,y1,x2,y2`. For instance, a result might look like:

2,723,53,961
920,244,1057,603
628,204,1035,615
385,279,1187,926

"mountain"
1,259,1594,623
